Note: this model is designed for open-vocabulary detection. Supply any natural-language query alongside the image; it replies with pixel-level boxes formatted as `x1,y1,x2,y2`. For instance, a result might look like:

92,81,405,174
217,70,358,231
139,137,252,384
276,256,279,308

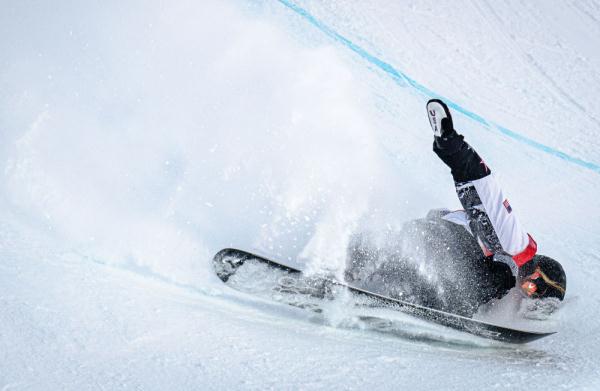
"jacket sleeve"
454,174,537,267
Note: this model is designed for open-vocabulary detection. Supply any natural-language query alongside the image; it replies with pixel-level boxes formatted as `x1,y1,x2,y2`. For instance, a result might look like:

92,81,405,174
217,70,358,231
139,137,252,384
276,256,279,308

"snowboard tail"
213,248,555,344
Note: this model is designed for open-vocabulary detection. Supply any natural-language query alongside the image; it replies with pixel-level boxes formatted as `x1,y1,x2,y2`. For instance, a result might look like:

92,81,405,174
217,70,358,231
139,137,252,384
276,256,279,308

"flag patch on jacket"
503,199,512,213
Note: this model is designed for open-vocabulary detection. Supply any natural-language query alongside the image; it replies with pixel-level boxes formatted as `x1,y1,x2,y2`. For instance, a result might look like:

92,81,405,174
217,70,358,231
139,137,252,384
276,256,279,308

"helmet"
518,255,566,300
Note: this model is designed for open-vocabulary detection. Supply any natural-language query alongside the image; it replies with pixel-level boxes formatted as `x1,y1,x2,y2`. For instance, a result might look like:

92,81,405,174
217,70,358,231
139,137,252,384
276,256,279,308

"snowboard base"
213,248,556,344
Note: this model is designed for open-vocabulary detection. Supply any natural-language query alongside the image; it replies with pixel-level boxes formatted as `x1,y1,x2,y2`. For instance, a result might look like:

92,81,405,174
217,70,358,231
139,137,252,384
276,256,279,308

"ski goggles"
520,267,565,299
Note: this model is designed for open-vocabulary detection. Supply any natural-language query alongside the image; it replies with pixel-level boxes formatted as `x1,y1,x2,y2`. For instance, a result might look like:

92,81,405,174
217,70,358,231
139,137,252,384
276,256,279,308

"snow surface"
1,0,600,389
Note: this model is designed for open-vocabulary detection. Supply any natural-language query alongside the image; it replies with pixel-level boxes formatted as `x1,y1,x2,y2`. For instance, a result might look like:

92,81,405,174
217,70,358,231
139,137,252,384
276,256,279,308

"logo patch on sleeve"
503,199,512,213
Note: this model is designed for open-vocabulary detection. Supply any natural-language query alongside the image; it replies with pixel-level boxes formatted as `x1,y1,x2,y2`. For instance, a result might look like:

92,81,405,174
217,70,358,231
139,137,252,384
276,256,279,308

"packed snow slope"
1,0,600,389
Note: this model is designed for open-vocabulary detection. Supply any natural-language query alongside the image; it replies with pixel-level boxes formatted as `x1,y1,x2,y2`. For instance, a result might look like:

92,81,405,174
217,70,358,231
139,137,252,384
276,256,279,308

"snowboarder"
345,99,566,317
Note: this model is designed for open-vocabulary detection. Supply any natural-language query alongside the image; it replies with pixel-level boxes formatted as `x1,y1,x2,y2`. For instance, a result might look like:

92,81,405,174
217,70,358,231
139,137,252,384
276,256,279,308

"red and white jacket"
441,174,537,275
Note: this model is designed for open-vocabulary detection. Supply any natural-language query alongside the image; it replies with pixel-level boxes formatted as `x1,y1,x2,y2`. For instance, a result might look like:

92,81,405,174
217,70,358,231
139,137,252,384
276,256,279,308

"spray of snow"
2,0,387,287
2,0,600,388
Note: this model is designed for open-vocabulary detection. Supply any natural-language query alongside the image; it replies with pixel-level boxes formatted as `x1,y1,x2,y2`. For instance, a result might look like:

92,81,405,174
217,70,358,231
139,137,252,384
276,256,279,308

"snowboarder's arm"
455,175,537,267
427,99,537,268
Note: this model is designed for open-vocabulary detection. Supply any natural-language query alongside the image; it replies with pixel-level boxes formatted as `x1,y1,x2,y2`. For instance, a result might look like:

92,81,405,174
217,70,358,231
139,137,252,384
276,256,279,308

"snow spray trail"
276,0,600,174
0,0,393,287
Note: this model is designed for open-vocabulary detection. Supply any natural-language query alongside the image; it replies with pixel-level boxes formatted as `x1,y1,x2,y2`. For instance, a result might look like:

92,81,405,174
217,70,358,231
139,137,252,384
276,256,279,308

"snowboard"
213,248,555,344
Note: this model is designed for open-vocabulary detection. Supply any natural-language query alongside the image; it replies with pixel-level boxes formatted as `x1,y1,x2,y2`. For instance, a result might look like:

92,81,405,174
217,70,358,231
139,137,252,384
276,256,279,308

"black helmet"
518,255,566,300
